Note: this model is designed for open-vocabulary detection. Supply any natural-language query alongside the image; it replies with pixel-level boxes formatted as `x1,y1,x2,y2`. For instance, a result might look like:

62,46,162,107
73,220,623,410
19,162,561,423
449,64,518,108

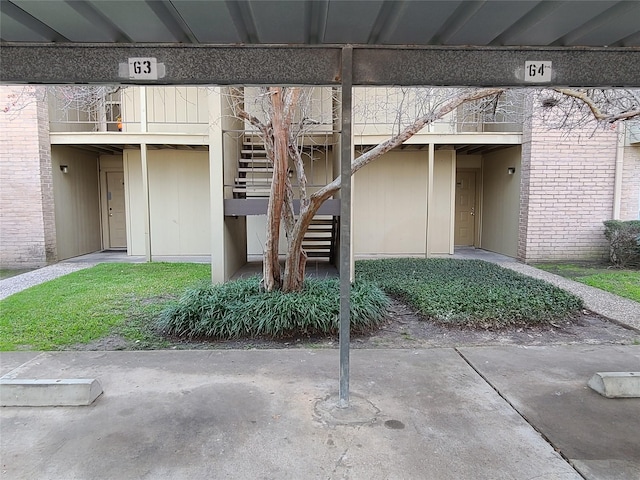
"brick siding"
519,115,618,263
0,86,56,268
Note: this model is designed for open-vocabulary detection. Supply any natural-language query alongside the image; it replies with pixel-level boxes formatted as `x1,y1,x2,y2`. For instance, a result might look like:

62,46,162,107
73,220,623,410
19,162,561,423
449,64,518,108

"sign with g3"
128,57,158,80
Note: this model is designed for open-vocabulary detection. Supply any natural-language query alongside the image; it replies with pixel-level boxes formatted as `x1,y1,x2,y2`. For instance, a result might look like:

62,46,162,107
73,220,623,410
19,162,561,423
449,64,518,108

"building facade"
1,85,638,280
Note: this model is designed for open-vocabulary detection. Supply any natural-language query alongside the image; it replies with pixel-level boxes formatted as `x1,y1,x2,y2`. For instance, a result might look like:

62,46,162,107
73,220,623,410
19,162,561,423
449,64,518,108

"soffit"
1,0,638,47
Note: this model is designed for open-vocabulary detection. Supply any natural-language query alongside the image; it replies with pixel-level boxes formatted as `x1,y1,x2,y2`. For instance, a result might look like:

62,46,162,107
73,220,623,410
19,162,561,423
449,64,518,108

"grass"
2,258,593,350
158,277,389,340
535,263,640,303
356,258,583,327
0,263,210,351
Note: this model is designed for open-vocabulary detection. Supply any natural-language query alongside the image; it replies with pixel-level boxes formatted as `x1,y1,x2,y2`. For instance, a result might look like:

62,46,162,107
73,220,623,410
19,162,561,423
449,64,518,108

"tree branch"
554,88,640,123
310,87,506,204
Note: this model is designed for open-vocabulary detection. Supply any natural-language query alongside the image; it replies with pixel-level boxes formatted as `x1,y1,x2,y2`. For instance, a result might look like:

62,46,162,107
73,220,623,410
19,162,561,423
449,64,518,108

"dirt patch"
70,298,639,351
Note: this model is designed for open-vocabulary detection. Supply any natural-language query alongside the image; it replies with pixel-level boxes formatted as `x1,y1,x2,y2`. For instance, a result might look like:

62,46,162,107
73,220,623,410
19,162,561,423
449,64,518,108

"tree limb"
554,88,640,123
310,87,506,204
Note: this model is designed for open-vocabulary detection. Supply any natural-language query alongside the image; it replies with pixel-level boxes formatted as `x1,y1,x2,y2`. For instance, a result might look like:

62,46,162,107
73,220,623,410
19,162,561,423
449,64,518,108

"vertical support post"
208,88,226,283
339,46,353,408
140,87,152,262
449,151,456,255
425,143,434,258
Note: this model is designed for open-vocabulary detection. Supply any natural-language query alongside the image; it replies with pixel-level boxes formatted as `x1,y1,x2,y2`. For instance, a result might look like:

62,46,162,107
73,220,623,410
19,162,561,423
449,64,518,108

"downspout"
612,123,625,220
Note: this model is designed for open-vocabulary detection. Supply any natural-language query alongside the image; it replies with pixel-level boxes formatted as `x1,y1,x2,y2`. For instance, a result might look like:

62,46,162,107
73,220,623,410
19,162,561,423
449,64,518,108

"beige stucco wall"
354,150,427,256
122,87,208,134
352,149,455,256
51,146,101,260
430,150,456,254
124,149,211,256
480,147,521,257
457,155,482,169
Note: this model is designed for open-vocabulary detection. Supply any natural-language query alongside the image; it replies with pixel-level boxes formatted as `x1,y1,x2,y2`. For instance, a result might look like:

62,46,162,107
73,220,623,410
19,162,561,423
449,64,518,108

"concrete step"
238,167,274,173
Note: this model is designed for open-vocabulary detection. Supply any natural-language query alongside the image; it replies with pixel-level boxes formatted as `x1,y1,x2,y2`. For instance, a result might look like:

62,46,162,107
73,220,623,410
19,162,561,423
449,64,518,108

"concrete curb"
0,378,103,406
588,372,640,398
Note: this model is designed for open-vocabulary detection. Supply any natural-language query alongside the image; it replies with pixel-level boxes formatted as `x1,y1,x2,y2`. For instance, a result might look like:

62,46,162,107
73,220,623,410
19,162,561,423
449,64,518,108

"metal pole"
339,46,353,407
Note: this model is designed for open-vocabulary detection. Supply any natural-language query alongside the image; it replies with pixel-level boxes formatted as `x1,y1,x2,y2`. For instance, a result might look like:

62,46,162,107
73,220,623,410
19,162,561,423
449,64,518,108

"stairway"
233,135,273,198
234,135,338,262
302,216,338,263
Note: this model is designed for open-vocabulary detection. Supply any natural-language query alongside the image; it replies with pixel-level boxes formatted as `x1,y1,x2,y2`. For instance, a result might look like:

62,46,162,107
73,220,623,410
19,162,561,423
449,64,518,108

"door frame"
454,168,482,247
99,158,127,251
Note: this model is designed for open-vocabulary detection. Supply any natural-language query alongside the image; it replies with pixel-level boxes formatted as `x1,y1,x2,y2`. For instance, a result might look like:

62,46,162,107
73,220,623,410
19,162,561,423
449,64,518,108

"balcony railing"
48,86,209,134
353,87,525,135
48,86,525,136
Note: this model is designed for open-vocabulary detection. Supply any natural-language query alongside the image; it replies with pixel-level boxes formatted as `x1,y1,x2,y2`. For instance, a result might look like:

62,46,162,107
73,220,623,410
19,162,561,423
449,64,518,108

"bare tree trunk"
262,87,288,291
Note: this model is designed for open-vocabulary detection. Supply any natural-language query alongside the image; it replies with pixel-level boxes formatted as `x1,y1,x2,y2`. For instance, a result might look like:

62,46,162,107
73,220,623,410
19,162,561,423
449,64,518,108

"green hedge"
604,220,640,269
157,277,389,340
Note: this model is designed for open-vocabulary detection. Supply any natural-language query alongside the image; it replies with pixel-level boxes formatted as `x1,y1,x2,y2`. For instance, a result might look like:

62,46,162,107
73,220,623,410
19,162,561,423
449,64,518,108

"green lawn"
535,263,640,303
1,258,589,351
0,263,210,351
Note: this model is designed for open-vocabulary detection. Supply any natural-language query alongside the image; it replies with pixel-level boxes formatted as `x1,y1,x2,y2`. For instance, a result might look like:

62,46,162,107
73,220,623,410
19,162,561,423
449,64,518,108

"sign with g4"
128,57,158,80
524,61,552,83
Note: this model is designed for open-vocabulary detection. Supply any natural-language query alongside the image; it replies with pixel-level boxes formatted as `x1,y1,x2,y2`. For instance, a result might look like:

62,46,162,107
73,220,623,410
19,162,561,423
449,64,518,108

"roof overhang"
2,1,639,87
2,43,640,87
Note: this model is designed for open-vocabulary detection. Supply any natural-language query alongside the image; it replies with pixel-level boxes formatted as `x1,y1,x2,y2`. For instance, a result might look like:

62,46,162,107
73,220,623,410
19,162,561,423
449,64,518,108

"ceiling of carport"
1,0,639,47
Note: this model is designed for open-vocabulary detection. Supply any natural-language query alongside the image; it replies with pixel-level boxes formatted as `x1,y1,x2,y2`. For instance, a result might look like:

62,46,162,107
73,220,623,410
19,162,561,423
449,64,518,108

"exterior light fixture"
507,167,516,175
60,165,68,174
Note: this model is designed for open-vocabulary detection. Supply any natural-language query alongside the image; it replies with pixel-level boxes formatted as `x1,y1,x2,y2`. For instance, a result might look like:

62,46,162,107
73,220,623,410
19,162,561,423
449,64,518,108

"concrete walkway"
1,346,638,479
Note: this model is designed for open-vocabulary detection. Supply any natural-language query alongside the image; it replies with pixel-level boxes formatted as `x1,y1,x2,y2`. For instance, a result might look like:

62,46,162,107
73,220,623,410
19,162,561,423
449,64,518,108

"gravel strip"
496,261,640,332
0,263,96,301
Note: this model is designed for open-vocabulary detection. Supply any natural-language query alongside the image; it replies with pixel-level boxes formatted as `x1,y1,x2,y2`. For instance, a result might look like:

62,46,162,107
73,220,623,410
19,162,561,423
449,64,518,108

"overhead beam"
352,46,640,87
2,44,640,87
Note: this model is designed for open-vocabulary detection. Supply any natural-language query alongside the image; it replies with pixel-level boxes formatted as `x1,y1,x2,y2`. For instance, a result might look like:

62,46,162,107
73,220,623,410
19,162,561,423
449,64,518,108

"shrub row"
604,220,640,269
157,277,389,340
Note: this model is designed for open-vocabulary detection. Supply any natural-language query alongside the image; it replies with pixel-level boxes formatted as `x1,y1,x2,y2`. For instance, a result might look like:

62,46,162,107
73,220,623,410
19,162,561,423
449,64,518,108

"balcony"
48,86,209,135
353,87,525,137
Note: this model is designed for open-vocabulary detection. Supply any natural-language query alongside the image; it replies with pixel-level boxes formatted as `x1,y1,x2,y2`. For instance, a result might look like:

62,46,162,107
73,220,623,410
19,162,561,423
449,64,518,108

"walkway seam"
454,347,586,480
1,352,48,380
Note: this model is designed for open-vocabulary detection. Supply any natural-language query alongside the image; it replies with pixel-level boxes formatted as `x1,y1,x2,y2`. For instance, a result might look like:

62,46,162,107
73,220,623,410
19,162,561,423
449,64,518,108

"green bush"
603,220,640,269
157,277,389,340
356,258,583,327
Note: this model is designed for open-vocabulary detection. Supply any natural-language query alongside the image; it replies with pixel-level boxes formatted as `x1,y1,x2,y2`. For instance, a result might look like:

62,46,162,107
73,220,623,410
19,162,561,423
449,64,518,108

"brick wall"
519,115,617,263
0,86,56,268
619,145,640,220
517,112,533,262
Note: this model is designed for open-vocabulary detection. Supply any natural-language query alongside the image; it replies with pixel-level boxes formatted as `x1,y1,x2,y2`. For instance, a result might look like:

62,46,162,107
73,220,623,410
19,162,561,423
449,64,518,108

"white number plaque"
524,61,552,83
128,57,158,80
